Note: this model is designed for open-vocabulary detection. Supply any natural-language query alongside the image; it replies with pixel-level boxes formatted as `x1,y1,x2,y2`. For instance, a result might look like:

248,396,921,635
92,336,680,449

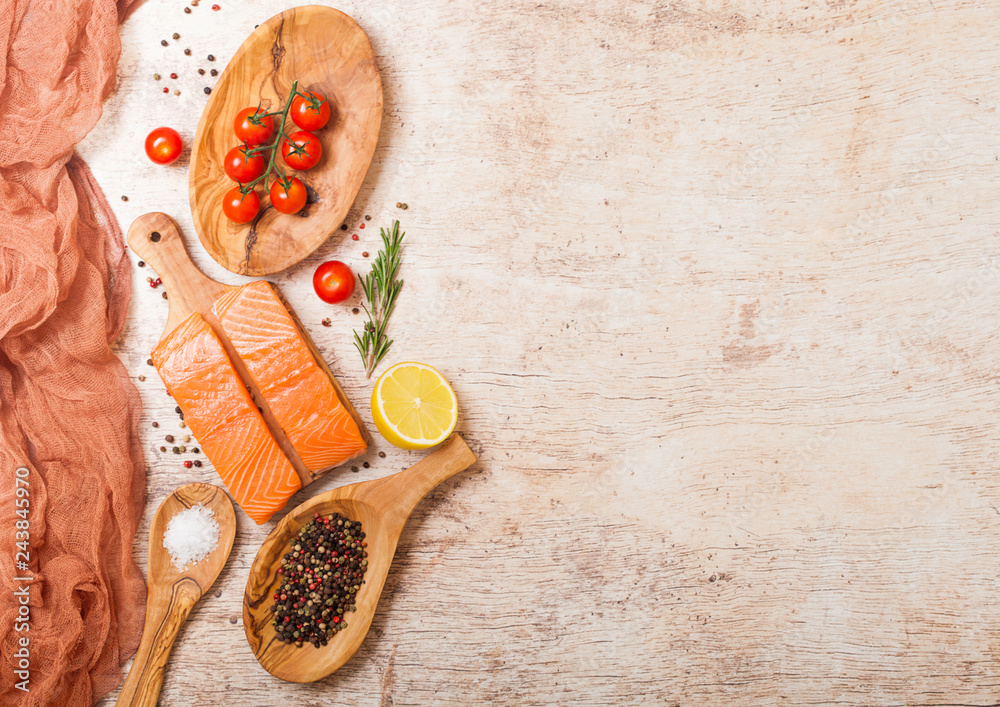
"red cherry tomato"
291,91,331,131
234,108,274,147
269,178,308,214
224,145,265,183
222,187,260,224
144,127,183,165
282,130,322,171
313,260,355,304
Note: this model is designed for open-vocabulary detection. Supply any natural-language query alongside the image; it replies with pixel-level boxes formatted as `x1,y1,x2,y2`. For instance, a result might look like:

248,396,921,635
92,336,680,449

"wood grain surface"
189,5,382,276
83,0,1000,704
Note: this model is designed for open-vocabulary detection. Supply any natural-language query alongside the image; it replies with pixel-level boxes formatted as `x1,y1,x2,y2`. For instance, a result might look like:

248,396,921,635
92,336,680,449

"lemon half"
371,362,458,449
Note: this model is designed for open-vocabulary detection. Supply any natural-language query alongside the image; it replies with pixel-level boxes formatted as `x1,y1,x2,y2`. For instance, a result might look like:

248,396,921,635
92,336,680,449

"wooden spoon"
116,483,236,706
244,434,477,682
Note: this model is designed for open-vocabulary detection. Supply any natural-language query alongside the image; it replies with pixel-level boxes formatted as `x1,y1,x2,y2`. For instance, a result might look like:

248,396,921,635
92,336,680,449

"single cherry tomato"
224,145,265,182
234,107,274,146
282,130,322,170
313,260,355,304
144,127,183,165
290,91,331,131
222,187,260,224
269,178,307,214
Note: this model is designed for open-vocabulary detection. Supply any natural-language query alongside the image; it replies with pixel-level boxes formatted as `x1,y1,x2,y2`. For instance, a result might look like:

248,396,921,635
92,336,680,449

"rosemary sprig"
353,220,404,378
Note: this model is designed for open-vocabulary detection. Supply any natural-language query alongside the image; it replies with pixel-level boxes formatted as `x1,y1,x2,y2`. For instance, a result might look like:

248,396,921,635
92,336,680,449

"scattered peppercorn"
172,446,180,454
210,69,218,76
151,421,159,428
207,54,215,61
162,87,169,93
165,435,175,443
352,234,359,241
362,462,370,468
194,460,202,468
378,452,386,458
270,513,367,647
146,277,153,283
172,32,180,40
365,215,371,221
351,465,359,472
322,318,331,327
162,291,168,299
362,251,369,258
183,435,191,443
184,460,193,468
184,6,191,12
180,446,187,453
212,3,220,10
204,87,212,95
179,420,187,428
161,39,168,46
198,68,205,75
138,375,146,382
138,261,145,267
395,202,401,208
352,308,359,315
160,446,166,452
170,72,178,79
173,89,181,96
359,223,365,230
340,224,348,231
184,48,191,56
147,358,153,366
175,406,182,414
192,447,200,454
401,203,408,209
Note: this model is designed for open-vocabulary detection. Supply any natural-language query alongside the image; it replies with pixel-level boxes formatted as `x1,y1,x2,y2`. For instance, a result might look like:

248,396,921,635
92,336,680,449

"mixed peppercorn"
271,513,368,647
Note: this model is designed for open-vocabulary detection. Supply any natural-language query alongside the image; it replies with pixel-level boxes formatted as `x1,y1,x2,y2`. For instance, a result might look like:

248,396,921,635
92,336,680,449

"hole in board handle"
149,231,161,242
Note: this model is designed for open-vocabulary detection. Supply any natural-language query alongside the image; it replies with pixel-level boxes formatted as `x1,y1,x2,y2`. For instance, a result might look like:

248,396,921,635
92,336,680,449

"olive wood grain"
126,212,369,487
126,212,233,340
244,434,478,683
189,5,383,276
116,484,236,707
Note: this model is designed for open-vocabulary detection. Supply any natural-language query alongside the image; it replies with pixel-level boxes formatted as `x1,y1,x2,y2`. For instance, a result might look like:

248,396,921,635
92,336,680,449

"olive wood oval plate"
189,5,382,275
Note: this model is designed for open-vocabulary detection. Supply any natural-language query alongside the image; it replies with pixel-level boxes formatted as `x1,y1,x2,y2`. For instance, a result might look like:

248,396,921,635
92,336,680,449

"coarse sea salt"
163,504,220,571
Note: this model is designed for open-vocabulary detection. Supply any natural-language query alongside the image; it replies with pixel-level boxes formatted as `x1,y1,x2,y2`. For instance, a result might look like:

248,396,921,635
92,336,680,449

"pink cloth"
0,0,147,704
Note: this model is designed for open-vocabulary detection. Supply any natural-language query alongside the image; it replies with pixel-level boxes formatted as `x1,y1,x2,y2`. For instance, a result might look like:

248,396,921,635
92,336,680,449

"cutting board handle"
126,213,231,336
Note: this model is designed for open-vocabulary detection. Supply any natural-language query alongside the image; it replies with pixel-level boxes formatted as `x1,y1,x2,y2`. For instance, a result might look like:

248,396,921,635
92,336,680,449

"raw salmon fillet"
152,312,302,524
213,281,367,473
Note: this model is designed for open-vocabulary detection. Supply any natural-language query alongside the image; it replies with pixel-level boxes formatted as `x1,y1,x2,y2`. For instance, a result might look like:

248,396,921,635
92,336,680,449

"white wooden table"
89,0,1000,704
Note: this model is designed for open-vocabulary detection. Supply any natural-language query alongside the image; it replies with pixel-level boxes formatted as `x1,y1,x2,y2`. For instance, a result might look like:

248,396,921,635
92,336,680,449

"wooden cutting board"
189,5,383,276
127,212,370,488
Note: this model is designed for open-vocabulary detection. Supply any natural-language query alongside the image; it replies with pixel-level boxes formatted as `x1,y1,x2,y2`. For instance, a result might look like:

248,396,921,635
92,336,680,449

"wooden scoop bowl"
116,483,236,707
244,434,477,682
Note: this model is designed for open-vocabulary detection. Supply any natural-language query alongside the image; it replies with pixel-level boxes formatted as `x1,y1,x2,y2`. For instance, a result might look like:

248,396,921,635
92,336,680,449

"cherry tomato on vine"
282,130,322,171
234,108,274,147
223,145,265,183
269,178,308,215
222,187,260,224
313,260,355,304
290,91,331,131
144,127,183,165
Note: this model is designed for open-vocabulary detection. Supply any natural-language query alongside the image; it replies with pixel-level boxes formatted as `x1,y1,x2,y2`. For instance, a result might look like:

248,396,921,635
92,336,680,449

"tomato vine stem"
239,79,300,195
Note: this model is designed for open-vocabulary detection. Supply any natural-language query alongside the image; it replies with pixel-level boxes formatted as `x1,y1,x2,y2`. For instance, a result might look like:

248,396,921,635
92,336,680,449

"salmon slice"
213,281,367,473
152,312,301,524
